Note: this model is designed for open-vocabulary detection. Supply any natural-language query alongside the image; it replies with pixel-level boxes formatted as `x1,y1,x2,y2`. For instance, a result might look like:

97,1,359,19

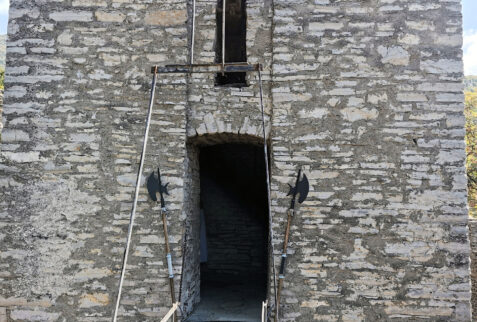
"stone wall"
0,0,471,321
269,0,470,320
0,0,190,320
0,90,3,134
469,220,477,320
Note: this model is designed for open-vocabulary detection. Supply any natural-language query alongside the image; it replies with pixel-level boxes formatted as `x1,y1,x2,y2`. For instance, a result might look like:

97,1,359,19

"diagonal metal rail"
258,69,279,321
112,67,159,322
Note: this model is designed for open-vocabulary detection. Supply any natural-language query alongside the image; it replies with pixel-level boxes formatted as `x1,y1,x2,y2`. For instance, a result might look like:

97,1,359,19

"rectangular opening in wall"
187,143,268,321
215,0,247,87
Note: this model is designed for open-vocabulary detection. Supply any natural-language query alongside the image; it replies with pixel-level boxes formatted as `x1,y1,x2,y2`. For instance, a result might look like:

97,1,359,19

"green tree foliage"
466,85,477,217
464,75,477,91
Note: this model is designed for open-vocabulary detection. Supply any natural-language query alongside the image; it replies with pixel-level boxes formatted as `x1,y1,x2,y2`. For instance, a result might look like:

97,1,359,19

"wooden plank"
160,302,180,322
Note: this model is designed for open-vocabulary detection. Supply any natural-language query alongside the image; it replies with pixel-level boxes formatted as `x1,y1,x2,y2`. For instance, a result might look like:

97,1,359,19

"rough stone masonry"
0,0,471,321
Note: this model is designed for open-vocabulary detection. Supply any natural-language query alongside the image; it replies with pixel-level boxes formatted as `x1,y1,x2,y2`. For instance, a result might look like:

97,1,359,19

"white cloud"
464,30,477,76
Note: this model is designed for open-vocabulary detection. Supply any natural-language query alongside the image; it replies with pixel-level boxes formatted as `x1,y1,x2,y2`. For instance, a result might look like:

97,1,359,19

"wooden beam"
160,302,180,322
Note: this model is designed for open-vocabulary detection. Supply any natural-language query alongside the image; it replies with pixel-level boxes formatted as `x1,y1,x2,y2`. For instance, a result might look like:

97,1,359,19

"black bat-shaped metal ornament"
147,168,169,208
287,169,309,209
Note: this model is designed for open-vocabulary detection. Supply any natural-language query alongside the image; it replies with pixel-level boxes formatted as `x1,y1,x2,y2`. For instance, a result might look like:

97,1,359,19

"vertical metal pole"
112,68,158,322
162,210,177,322
258,68,278,322
191,0,196,65
262,301,268,322
222,0,226,72
275,208,294,322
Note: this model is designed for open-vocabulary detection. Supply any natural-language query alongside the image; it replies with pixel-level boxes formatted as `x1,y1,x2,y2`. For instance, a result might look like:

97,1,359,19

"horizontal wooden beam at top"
150,63,262,74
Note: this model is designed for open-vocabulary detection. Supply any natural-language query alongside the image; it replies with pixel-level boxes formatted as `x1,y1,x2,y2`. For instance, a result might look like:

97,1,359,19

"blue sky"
463,0,477,31
0,0,7,34
0,0,474,74
463,0,477,75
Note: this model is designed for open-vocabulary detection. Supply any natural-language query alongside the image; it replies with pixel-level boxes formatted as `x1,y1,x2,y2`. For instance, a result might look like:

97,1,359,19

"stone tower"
0,0,471,321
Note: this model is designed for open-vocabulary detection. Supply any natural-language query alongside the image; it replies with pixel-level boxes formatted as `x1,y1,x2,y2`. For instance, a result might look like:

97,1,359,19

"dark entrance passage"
188,143,269,321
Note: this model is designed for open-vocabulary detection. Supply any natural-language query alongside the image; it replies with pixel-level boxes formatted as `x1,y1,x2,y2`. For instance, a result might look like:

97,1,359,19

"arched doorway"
181,136,269,321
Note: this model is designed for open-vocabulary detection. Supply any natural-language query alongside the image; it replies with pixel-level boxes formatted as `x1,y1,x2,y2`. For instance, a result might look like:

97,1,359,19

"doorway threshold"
186,281,263,322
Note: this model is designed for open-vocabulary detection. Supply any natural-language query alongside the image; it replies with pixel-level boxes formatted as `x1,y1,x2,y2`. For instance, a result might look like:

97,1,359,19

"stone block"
49,11,93,22
145,10,187,26
95,11,126,23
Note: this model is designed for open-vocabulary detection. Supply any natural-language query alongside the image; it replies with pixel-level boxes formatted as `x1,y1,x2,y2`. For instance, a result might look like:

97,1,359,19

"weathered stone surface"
377,45,410,66
145,10,187,26
468,220,477,321
0,0,470,321
0,307,6,322
49,11,93,22
79,293,109,308
95,11,126,23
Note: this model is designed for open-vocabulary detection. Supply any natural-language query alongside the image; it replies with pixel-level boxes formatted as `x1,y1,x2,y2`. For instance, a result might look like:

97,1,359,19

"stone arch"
187,132,266,147
188,113,271,143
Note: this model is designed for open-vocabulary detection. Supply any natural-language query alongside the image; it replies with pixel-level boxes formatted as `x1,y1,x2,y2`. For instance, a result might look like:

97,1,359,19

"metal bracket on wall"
150,62,261,74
